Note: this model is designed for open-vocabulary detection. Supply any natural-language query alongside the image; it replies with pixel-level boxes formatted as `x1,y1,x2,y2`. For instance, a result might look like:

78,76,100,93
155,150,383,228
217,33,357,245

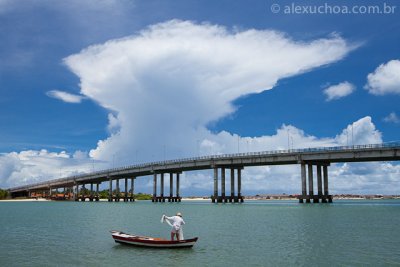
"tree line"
76,189,152,200
96,190,152,200
0,189,8,199
0,188,152,200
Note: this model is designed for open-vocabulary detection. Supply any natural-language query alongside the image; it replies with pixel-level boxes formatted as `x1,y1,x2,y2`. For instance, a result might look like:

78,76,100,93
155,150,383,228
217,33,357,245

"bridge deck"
8,142,400,193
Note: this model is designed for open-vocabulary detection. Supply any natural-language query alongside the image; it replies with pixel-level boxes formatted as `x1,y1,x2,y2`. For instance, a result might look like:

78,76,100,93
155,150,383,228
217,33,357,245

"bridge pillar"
158,173,164,202
212,167,243,203
90,183,94,201
323,166,332,203
96,183,99,201
74,183,79,201
152,174,157,202
299,163,332,204
116,179,120,202
230,168,235,202
308,164,314,203
212,168,218,203
81,184,86,201
169,173,173,202
300,163,307,203
238,168,243,203
176,173,181,202
108,177,113,202
317,165,322,202
221,168,226,202
124,178,128,202
130,178,135,202
176,172,182,202
152,172,181,203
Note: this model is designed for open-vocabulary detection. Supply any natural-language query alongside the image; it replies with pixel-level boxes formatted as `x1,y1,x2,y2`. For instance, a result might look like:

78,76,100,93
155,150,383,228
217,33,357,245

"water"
1,200,400,266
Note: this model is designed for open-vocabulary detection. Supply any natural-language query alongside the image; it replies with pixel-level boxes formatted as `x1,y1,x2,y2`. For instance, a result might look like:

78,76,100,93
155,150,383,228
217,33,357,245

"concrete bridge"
7,142,400,203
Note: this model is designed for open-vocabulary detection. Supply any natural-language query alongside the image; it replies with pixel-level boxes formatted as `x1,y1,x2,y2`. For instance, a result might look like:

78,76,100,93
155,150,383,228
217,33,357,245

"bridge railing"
8,141,400,191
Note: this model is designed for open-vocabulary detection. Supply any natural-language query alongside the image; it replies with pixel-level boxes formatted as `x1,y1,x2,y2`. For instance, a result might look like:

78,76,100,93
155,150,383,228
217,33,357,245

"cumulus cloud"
331,162,400,195
1,116,397,195
46,90,86,103
64,20,353,163
0,150,95,188
383,112,400,124
365,59,400,95
2,21,398,195
335,116,382,146
323,81,355,101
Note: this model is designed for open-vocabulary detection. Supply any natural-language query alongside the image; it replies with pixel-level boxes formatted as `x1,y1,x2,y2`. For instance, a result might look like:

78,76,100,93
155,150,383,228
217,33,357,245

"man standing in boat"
162,212,185,241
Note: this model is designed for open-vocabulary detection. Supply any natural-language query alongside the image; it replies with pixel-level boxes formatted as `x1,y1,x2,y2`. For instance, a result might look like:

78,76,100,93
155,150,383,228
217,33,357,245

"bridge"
7,142,400,203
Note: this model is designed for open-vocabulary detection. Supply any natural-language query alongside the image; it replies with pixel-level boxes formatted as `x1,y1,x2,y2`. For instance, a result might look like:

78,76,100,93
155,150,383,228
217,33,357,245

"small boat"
110,230,198,248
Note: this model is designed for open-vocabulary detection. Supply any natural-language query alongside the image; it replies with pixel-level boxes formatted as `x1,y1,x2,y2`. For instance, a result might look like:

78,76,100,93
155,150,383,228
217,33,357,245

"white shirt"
166,215,185,231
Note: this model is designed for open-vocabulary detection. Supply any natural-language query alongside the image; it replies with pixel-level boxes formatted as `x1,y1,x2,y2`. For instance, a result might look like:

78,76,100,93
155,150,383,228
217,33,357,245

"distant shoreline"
1,195,400,202
0,198,50,202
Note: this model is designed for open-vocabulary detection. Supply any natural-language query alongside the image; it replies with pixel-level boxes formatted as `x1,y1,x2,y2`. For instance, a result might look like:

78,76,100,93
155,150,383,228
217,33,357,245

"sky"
0,0,399,195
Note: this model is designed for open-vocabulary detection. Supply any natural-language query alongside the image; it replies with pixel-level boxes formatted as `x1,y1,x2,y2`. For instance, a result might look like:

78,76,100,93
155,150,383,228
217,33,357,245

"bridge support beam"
152,174,157,202
169,173,173,202
221,168,226,202
317,165,322,202
89,183,93,201
176,173,180,200
95,183,99,201
238,168,243,203
159,173,164,202
130,178,135,202
124,178,128,202
115,179,120,202
213,167,243,203
298,162,332,203
307,164,314,203
300,163,306,203
75,184,79,201
323,166,332,203
108,177,113,202
230,168,235,202
153,172,182,203
80,184,86,201
212,168,218,203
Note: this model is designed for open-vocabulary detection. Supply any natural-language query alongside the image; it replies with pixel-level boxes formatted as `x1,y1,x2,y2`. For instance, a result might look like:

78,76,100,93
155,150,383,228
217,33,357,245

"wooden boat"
110,230,198,248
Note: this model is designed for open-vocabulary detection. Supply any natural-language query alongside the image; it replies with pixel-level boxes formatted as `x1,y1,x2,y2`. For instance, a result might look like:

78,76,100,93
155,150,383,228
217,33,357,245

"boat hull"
110,231,198,248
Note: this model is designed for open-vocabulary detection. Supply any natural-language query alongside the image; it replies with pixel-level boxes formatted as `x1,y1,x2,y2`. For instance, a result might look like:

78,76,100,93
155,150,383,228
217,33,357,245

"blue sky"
0,0,399,195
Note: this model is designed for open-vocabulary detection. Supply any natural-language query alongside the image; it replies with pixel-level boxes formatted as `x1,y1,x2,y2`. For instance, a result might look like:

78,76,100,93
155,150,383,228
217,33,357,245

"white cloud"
1,116,398,195
335,116,382,146
0,150,94,188
365,59,400,95
46,90,86,103
2,21,398,195
323,81,355,101
330,162,400,195
64,20,353,163
383,112,400,124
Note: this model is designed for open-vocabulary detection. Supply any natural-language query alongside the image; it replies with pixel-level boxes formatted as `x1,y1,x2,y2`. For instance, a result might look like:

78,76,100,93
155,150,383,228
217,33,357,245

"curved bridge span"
8,142,400,203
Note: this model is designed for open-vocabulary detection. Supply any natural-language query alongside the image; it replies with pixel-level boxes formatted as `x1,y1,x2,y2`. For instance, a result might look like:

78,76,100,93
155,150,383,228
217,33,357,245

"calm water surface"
1,200,400,266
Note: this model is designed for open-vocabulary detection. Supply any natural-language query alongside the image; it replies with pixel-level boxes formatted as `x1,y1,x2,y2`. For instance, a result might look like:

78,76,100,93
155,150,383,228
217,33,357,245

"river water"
1,199,399,266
